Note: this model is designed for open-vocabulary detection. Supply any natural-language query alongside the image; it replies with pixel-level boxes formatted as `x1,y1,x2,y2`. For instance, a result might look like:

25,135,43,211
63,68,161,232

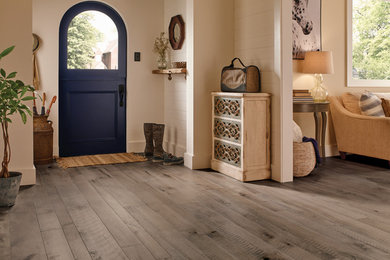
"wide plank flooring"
1,157,390,259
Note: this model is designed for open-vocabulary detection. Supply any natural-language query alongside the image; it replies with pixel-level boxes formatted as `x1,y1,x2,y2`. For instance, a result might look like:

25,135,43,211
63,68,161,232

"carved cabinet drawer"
211,92,271,182
214,118,241,144
214,97,241,119
214,140,241,167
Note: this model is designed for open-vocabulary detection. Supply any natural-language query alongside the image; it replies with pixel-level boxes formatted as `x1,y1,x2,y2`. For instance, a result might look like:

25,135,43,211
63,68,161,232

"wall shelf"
152,68,187,80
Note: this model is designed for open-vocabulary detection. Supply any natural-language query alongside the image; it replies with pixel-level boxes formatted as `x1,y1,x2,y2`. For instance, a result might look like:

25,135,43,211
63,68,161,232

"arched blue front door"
59,1,127,157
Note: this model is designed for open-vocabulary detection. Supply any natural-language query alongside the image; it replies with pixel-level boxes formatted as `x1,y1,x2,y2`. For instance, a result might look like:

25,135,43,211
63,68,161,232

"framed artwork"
292,0,321,60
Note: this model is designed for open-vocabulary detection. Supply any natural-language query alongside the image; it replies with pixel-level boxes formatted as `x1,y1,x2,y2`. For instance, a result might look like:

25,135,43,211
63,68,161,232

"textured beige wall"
234,0,293,182
0,0,35,185
32,0,165,155
164,0,187,157
293,0,390,156
185,0,235,169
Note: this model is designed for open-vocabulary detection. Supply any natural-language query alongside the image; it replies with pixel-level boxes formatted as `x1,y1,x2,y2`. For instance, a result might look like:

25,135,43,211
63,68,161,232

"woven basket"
293,142,316,177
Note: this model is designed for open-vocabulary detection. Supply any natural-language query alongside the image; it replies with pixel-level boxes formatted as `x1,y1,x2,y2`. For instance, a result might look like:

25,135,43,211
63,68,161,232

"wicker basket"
293,142,316,177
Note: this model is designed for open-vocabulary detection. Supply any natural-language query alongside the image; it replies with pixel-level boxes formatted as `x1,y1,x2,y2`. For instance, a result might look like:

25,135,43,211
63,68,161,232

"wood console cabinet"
211,92,271,182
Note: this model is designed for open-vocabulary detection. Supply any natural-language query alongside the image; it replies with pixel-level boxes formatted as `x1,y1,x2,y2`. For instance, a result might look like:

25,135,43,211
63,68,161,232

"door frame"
59,1,127,156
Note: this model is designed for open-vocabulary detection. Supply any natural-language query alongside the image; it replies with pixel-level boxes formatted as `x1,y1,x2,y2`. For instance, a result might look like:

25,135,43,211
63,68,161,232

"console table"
293,102,329,158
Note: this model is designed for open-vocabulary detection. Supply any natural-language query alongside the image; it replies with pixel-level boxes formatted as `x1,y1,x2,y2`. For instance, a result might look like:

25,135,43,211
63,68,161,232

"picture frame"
292,0,322,60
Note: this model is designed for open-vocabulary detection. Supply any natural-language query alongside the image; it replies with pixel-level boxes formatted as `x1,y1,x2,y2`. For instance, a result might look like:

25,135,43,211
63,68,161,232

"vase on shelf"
157,54,168,70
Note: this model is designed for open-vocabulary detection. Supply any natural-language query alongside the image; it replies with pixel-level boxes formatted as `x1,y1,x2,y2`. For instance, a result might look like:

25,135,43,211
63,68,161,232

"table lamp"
301,51,334,102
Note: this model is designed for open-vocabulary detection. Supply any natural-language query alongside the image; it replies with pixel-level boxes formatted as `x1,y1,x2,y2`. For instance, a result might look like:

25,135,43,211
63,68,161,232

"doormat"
56,153,147,169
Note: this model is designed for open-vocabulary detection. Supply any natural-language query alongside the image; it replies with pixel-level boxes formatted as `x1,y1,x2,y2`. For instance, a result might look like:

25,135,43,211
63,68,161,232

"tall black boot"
144,123,154,157
152,124,165,162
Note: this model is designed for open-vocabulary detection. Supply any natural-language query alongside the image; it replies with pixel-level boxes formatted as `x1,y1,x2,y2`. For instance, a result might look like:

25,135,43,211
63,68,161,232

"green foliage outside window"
67,12,103,69
353,0,390,80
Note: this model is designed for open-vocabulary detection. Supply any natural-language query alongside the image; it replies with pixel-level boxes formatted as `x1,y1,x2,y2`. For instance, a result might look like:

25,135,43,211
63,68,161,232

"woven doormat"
56,153,147,169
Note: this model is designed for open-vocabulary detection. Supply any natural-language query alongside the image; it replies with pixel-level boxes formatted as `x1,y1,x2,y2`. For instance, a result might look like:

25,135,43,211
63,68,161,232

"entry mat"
56,153,147,169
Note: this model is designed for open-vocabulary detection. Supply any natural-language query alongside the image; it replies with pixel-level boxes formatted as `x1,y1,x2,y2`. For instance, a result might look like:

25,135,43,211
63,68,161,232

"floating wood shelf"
152,68,187,80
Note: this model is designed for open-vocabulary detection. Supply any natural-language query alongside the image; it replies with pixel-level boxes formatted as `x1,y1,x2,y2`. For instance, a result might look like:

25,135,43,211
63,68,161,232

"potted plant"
153,32,170,69
0,46,35,207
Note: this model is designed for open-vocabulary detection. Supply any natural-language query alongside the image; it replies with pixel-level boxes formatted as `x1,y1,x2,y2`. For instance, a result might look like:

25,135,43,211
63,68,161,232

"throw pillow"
341,92,362,114
293,120,303,142
359,92,385,117
381,98,390,117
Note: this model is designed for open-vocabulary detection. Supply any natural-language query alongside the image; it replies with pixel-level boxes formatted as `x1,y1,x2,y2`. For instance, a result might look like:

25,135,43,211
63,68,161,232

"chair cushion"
341,92,362,114
381,98,390,117
359,92,385,117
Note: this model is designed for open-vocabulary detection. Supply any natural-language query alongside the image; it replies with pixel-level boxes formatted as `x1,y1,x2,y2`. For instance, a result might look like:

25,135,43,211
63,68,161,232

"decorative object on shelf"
152,68,187,80
211,92,271,182
173,61,186,68
301,51,334,102
221,58,261,93
0,46,35,206
292,0,321,59
153,32,169,69
169,15,185,50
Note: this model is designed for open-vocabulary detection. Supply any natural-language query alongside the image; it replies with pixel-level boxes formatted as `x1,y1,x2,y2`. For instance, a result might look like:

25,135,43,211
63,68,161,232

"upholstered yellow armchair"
329,96,390,162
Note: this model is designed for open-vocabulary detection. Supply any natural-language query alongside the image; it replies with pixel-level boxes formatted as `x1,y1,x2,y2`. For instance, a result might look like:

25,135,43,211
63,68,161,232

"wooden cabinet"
211,92,271,182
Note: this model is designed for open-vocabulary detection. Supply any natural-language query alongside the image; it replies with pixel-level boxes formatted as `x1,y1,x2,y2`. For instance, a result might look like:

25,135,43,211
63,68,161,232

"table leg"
313,112,321,144
321,112,327,158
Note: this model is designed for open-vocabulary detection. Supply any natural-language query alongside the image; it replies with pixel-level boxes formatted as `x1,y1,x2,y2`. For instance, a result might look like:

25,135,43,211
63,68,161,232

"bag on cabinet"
221,58,261,93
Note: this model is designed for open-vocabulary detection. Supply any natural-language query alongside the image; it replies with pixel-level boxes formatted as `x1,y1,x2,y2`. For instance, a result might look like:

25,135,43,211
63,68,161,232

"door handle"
119,84,125,107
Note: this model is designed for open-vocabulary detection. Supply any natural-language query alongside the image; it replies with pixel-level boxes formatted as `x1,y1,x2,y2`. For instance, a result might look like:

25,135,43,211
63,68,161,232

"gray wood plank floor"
1,157,390,260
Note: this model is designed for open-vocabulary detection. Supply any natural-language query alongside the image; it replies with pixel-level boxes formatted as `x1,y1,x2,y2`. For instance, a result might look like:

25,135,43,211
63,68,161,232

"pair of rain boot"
143,123,184,165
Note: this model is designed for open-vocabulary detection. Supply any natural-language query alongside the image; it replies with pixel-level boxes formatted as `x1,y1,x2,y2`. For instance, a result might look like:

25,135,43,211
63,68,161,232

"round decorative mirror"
169,15,185,50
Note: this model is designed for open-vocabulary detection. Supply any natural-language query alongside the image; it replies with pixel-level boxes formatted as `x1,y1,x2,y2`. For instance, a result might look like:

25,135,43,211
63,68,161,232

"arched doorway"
59,1,127,157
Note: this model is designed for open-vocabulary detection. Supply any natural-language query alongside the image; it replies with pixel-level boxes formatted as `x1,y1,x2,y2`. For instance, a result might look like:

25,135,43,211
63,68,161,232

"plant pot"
0,172,22,207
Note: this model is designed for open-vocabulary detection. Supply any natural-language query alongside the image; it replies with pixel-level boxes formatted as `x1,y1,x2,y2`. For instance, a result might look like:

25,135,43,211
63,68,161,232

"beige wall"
293,0,390,156
185,0,235,169
234,0,293,182
163,0,187,157
33,0,165,155
0,0,36,185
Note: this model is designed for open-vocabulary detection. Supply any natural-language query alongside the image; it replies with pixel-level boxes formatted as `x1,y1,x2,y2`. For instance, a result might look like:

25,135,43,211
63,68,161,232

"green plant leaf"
0,46,15,59
21,96,35,101
5,118,11,123
0,69,5,78
19,110,26,124
6,72,16,79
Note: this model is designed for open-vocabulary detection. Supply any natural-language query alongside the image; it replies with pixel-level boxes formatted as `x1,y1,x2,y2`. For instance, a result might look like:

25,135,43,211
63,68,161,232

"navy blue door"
59,2,127,157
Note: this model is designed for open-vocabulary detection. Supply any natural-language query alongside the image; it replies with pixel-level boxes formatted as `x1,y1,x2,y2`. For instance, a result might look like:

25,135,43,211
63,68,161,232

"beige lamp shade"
301,51,334,74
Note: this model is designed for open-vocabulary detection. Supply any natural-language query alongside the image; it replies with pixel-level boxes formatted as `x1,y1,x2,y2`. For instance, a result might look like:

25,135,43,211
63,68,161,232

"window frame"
347,0,390,87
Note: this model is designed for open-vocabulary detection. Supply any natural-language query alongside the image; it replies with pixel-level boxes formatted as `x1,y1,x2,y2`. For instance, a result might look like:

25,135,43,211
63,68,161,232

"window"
347,0,390,87
67,11,118,70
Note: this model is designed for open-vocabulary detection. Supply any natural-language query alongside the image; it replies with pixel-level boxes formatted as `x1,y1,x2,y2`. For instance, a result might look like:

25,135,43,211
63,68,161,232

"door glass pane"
67,11,118,70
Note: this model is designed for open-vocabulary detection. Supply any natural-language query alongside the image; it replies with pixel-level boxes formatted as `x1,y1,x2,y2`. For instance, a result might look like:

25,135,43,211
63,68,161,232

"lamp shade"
301,51,334,74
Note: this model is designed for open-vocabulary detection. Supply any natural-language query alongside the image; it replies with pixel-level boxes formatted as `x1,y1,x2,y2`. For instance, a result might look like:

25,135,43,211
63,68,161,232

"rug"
56,153,147,169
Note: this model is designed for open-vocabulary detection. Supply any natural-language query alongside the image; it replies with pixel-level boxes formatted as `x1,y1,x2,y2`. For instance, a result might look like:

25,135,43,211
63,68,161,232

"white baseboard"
9,166,36,186
184,152,211,169
127,140,145,153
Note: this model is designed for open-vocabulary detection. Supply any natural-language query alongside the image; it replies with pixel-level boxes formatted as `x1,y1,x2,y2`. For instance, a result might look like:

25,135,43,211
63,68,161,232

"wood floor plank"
0,209,11,260
38,167,92,260
9,186,47,260
47,166,128,260
4,157,390,259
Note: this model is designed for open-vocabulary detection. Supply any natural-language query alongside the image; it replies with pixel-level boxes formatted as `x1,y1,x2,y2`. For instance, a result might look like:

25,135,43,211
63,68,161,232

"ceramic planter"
0,172,22,207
